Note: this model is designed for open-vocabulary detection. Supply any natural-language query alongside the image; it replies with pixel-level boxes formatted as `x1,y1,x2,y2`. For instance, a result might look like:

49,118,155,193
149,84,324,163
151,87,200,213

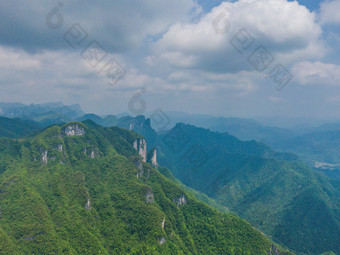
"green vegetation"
0,122,282,254
0,117,41,138
146,123,340,255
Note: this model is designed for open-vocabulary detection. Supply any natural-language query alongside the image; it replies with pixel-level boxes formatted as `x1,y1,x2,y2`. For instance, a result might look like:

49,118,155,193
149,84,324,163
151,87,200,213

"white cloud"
0,47,42,71
152,0,324,72
320,0,340,24
0,0,201,52
291,61,340,85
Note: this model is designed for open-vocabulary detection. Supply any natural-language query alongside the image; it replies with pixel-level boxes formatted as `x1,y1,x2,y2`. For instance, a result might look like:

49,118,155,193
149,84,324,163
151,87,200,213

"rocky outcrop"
147,148,158,168
161,217,165,230
174,195,187,207
159,237,166,245
151,148,157,168
133,138,147,162
146,191,154,203
128,116,151,130
58,144,63,152
85,197,91,211
267,245,280,255
136,159,144,178
63,124,85,136
42,150,48,164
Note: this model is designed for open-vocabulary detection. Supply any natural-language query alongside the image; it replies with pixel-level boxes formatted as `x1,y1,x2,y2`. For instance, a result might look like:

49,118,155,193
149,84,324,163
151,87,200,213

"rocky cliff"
133,138,147,162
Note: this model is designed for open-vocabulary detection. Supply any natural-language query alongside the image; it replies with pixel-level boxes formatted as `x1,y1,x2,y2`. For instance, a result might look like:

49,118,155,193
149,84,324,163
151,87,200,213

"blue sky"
0,0,339,121
291,0,323,10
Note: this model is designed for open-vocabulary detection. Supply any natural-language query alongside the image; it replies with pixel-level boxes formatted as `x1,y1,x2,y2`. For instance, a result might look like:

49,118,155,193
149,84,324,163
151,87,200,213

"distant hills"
156,112,340,180
155,111,295,144
0,102,84,126
0,116,40,138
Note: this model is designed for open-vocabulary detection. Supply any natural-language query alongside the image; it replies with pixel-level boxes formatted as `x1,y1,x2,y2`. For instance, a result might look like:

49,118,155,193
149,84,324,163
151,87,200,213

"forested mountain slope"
0,121,282,254
140,123,340,255
0,116,41,138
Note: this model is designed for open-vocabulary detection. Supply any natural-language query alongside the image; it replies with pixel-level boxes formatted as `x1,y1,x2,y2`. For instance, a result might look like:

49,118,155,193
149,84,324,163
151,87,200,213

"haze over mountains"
2,0,340,254
0,102,339,254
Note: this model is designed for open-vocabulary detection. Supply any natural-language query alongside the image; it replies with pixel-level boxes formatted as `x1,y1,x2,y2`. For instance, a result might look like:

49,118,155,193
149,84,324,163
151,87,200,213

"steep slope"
148,123,340,254
0,122,278,254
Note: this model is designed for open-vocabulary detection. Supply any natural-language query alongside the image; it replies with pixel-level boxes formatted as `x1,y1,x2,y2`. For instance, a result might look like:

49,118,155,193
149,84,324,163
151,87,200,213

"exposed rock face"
58,144,63,152
174,195,187,207
63,124,85,136
85,197,91,211
159,237,166,245
267,245,280,255
151,148,158,168
133,140,138,150
146,191,154,203
128,116,151,130
136,159,144,178
42,150,48,164
161,217,165,230
91,151,95,159
133,138,147,162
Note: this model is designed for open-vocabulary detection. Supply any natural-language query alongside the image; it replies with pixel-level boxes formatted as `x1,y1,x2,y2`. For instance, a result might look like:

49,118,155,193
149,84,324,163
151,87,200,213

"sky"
0,0,340,121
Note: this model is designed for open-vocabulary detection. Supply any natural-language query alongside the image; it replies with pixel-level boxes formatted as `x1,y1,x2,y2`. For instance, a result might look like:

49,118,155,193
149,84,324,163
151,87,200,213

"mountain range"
1,102,339,254
0,121,290,254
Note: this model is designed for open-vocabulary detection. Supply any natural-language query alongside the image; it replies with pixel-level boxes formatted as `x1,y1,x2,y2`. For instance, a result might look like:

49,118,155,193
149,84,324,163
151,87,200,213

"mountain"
155,112,296,145
0,121,286,254
134,122,340,254
77,114,118,127
0,116,41,138
0,102,84,126
79,114,158,149
272,130,340,164
157,113,340,173
267,125,340,180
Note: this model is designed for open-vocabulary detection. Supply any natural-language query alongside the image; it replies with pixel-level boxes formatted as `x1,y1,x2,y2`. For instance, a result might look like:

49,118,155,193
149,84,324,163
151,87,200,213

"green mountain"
79,114,158,149
0,116,41,138
0,121,283,254
77,114,118,128
160,113,340,178
269,129,340,180
157,112,295,145
139,123,340,255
